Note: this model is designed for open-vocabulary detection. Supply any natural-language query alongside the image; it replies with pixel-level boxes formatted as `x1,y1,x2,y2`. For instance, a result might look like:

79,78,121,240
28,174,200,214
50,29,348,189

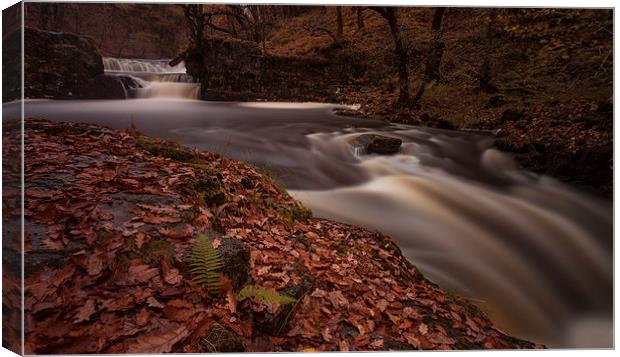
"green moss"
237,285,296,305
136,137,199,162
334,241,351,254
182,171,226,206
141,239,174,265
239,176,255,189
181,205,201,223
200,323,244,352
277,202,312,225
110,253,131,276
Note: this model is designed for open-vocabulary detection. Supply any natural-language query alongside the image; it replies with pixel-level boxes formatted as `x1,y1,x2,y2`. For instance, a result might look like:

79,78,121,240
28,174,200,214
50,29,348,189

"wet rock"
216,235,251,290
350,134,402,155
6,27,105,100
80,74,143,99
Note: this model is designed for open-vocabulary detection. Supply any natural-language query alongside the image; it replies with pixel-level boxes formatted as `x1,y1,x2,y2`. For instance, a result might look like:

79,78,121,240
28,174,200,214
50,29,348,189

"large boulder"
3,27,127,100
350,134,402,155
81,74,144,99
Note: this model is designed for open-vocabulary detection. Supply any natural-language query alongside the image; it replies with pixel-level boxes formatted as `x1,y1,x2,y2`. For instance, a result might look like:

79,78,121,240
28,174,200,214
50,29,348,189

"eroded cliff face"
3,27,128,101
184,37,362,102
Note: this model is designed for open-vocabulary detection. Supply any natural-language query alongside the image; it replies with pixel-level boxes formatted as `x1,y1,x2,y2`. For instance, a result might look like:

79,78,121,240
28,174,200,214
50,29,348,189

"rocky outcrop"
3,27,127,101
350,134,402,155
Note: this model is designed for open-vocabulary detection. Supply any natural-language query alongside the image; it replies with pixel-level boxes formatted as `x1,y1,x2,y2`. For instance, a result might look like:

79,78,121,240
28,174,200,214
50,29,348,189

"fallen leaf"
126,323,189,353
147,296,164,309
136,308,150,326
74,299,96,323
142,215,181,224
87,254,104,276
369,339,384,348
418,323,428,335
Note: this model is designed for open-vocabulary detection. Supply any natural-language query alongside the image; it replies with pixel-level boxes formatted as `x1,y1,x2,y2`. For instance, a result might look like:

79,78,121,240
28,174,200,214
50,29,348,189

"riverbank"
12,119,541,353
272,8,613,197
179,8,612,197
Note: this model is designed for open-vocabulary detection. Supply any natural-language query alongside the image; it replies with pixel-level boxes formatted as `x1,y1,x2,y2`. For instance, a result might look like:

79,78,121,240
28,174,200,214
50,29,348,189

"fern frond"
187,234,223,294
237,285,296,305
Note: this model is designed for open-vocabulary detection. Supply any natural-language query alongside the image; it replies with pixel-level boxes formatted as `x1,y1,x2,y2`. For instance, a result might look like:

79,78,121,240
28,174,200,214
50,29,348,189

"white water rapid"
103,57,200,99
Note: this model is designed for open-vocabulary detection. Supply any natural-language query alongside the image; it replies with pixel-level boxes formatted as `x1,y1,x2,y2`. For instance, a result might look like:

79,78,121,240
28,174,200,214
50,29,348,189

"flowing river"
3,58,612,348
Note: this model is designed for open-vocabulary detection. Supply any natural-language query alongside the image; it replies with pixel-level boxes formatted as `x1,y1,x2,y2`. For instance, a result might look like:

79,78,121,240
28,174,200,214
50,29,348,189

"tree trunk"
336,7,343,42
383,8,410,106
356,8,364,30
412,7,446,105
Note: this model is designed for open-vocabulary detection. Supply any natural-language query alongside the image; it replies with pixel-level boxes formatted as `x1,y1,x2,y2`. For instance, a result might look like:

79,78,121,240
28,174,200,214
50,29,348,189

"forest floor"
7,119,543,353
265,8,613,197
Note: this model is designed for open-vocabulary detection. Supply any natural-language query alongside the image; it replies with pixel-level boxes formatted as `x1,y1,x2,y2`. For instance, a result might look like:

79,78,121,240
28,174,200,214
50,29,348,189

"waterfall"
103,57,200,99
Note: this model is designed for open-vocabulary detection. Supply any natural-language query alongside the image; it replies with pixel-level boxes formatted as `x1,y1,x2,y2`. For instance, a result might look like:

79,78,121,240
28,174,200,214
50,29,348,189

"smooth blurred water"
4,98,612,348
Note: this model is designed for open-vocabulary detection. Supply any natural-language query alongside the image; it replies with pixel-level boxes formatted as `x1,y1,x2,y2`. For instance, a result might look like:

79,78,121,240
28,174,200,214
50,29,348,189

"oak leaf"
142,215,181,224
126,323,189,353
74,299,96,323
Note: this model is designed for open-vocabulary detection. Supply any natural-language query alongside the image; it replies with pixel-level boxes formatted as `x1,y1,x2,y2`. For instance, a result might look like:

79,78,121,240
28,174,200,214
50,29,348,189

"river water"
3,58,612,348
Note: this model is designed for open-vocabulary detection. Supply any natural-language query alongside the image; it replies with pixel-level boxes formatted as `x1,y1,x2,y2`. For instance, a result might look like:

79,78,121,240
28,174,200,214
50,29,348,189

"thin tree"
412,7,447,105
356,7,364,30
183,4,206,48
336,7,344,42
367,7,410,106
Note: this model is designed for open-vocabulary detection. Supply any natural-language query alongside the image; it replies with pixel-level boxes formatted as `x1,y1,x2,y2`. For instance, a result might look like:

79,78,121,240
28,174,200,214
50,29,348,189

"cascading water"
7,97,612,349
103,57,200,99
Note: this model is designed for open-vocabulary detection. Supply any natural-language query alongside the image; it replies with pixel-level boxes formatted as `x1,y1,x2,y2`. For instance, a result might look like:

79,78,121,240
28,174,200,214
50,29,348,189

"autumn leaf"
147,296,164,309
403,333,421,348
369,338,384,348
87,253,104,276
41,238,64,250
327,290,348,309
136,308,150,326
418,323,429,335
74,299,96,323
321,326,332,342
167,299,194,309
116,265,159,285
427,332,456,345
142,215,181,224
161,260,182,285
126,323,189,353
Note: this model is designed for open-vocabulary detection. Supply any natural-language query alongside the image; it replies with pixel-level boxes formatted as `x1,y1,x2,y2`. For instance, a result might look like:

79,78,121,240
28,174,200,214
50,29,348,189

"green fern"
187,234,223,294
237,285,296,305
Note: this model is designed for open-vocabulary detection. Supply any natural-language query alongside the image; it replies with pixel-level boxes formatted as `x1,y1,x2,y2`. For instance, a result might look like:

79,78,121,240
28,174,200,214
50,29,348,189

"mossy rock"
140,239,174,265
136,137,199,163
200,323,244,352
216,236,251,291
182,171,226,206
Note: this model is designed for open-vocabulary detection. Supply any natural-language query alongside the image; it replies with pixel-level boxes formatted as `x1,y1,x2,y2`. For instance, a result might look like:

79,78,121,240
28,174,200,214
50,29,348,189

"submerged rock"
350,134,402,155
